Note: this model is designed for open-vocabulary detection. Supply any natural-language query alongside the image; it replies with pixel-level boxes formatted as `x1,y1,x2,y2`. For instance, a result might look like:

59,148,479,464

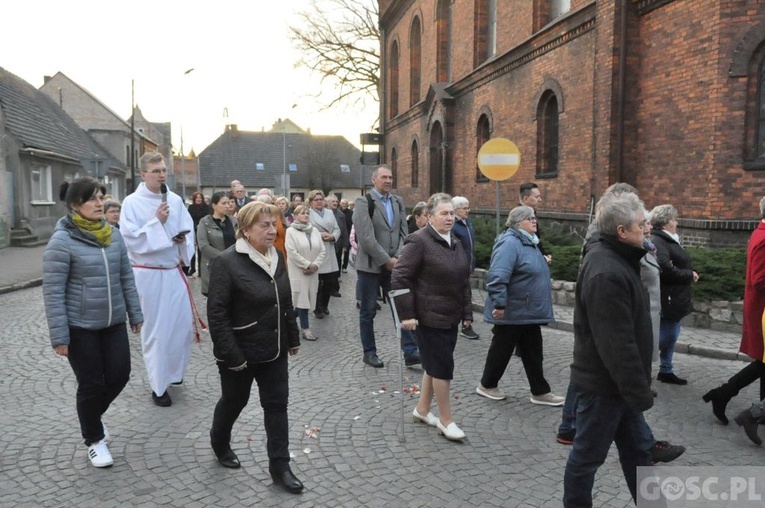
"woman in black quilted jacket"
206,202,303,494
391,193,473,442
650,204,699,386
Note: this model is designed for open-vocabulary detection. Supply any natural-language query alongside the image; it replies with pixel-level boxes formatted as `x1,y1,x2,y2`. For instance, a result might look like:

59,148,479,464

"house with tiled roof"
39,72,167,195
199,121,371,202
0,67,124,247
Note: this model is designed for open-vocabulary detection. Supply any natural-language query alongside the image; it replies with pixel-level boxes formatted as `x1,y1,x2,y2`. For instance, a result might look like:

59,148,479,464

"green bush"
470,214,747,302
687,247,746,302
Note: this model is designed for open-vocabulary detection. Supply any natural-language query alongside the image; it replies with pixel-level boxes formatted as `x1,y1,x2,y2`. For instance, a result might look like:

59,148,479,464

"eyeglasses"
524,217,538,222
312,197,324,201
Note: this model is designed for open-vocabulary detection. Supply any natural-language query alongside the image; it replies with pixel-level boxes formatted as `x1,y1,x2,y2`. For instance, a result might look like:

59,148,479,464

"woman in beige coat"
285,204,326,341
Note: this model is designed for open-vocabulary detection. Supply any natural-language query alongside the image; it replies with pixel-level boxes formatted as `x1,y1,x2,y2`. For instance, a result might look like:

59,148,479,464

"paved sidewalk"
0,245,46,294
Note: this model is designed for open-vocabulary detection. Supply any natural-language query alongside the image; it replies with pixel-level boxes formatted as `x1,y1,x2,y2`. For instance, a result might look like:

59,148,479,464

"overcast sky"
0,0,379,153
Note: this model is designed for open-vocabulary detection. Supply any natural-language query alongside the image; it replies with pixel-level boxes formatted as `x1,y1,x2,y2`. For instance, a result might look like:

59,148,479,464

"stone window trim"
531,78,565,119
475,106,493,182
409,15,423,107
389,38,401,120
536,89,561,178
411,137,420,188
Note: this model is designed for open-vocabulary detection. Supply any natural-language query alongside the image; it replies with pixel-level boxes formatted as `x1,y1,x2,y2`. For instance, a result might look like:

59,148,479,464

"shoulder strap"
367,193,375,218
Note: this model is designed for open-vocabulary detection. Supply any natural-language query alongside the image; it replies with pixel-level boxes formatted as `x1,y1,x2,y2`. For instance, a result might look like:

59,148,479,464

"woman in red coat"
703,206,765,424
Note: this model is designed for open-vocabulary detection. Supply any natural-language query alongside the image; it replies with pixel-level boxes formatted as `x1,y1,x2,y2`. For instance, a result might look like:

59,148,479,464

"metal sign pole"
496,181,501,238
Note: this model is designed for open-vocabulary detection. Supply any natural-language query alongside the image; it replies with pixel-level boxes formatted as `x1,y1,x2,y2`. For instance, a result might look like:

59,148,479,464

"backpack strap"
367,193,375,218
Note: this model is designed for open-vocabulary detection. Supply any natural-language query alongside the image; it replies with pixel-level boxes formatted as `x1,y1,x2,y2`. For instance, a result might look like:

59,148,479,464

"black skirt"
415,324,459,380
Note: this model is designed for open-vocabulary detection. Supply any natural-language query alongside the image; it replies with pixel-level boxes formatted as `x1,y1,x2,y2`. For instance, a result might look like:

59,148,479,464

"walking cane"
388,288,412,443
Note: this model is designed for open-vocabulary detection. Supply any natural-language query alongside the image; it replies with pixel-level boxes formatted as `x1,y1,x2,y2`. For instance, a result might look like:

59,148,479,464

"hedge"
469,215,746,302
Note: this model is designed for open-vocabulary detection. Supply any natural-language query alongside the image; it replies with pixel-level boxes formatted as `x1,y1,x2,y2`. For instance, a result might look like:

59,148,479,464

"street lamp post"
180,68,195,201
282,127,287,197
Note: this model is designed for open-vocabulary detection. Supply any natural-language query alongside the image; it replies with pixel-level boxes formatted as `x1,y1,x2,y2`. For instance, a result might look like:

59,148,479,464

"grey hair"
426,193,453,214
649,204,678,229
371,164,392,178
594,192,644,235
506,206,536,229
603,182,638,197
452,196,469,209
255,194,274,204
103,200,121,213
759,196,765,219
411,201,427,217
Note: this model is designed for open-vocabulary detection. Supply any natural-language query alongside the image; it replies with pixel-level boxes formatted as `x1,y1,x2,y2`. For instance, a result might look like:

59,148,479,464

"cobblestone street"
1,272,763,507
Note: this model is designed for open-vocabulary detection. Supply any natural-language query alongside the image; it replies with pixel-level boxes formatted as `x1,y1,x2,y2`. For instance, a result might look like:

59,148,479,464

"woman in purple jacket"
391,193,473,441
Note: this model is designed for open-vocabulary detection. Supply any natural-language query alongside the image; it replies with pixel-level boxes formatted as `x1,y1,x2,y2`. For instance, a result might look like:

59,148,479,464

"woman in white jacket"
285,204,326,341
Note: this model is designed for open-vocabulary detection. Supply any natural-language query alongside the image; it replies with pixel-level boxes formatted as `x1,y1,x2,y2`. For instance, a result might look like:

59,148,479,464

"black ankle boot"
211,442,240,469
702,387,732,425
734,409,763,446
269,466,303,493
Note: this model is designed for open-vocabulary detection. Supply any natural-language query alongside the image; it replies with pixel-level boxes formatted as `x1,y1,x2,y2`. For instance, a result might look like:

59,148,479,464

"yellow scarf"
70,211,112,246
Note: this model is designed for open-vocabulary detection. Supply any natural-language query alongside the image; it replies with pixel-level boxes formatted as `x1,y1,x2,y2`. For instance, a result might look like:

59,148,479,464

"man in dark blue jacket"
563,192,654,507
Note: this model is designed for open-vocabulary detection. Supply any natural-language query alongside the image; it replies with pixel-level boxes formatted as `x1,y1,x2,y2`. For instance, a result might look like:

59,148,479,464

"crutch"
388,288,412,443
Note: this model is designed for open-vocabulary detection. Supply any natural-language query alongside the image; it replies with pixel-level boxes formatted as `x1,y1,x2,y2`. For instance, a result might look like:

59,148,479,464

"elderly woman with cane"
392,193,473,441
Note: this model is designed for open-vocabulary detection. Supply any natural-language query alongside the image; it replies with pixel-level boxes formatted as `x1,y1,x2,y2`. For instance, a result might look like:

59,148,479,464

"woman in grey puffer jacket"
43,178,143,469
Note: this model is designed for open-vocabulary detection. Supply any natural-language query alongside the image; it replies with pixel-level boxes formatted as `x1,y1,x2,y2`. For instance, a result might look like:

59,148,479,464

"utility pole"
130,79,136,193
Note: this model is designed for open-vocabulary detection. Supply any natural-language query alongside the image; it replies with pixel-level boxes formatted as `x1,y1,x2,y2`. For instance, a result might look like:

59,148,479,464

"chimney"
44,75,52,84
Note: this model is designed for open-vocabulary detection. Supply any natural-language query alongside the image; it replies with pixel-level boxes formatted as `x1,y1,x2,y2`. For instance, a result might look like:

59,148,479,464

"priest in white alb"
120,152,199,407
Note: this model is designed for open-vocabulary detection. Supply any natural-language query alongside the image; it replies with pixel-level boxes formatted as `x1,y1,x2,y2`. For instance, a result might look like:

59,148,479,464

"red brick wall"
381,0,765,222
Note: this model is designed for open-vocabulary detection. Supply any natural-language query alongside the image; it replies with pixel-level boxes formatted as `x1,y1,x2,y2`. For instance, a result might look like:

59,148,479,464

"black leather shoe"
735,410,763,445
314,310,325,319
330,291,342,298
212,443,241,468
270,467,304,494
405,352,422,367
363,354,384,368
152,391,172,407
656,372,688,385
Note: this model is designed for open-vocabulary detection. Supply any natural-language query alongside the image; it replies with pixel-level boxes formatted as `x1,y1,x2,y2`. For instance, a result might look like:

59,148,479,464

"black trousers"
480,324,551,396
341,248,350,269
316,271,340,312
210,354,290,470
67,324,131,445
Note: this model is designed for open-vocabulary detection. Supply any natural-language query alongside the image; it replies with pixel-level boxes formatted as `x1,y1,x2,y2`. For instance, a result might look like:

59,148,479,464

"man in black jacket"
563,192,655,507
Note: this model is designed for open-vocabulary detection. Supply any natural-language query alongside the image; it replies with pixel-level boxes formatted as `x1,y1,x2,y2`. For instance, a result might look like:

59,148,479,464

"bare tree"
290,0,380,120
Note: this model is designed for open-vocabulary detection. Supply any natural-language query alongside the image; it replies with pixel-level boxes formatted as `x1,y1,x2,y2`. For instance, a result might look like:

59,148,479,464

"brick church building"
379,0,765,245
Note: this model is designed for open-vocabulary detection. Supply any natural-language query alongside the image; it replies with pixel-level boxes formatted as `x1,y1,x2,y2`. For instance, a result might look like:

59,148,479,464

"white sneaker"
437,420,465,441
476,384,506,401
530,392,565,406
87,439,114,468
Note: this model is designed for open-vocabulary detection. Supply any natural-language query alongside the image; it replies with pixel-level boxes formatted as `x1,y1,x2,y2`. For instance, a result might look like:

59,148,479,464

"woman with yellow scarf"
43,177,143,468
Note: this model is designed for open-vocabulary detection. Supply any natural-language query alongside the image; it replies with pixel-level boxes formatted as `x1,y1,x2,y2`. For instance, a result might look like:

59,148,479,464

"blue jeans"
558,382,578,435
296,308,309,330
357,270,418,358
563,392,653,507
558,383,657,446
659,318,682,374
